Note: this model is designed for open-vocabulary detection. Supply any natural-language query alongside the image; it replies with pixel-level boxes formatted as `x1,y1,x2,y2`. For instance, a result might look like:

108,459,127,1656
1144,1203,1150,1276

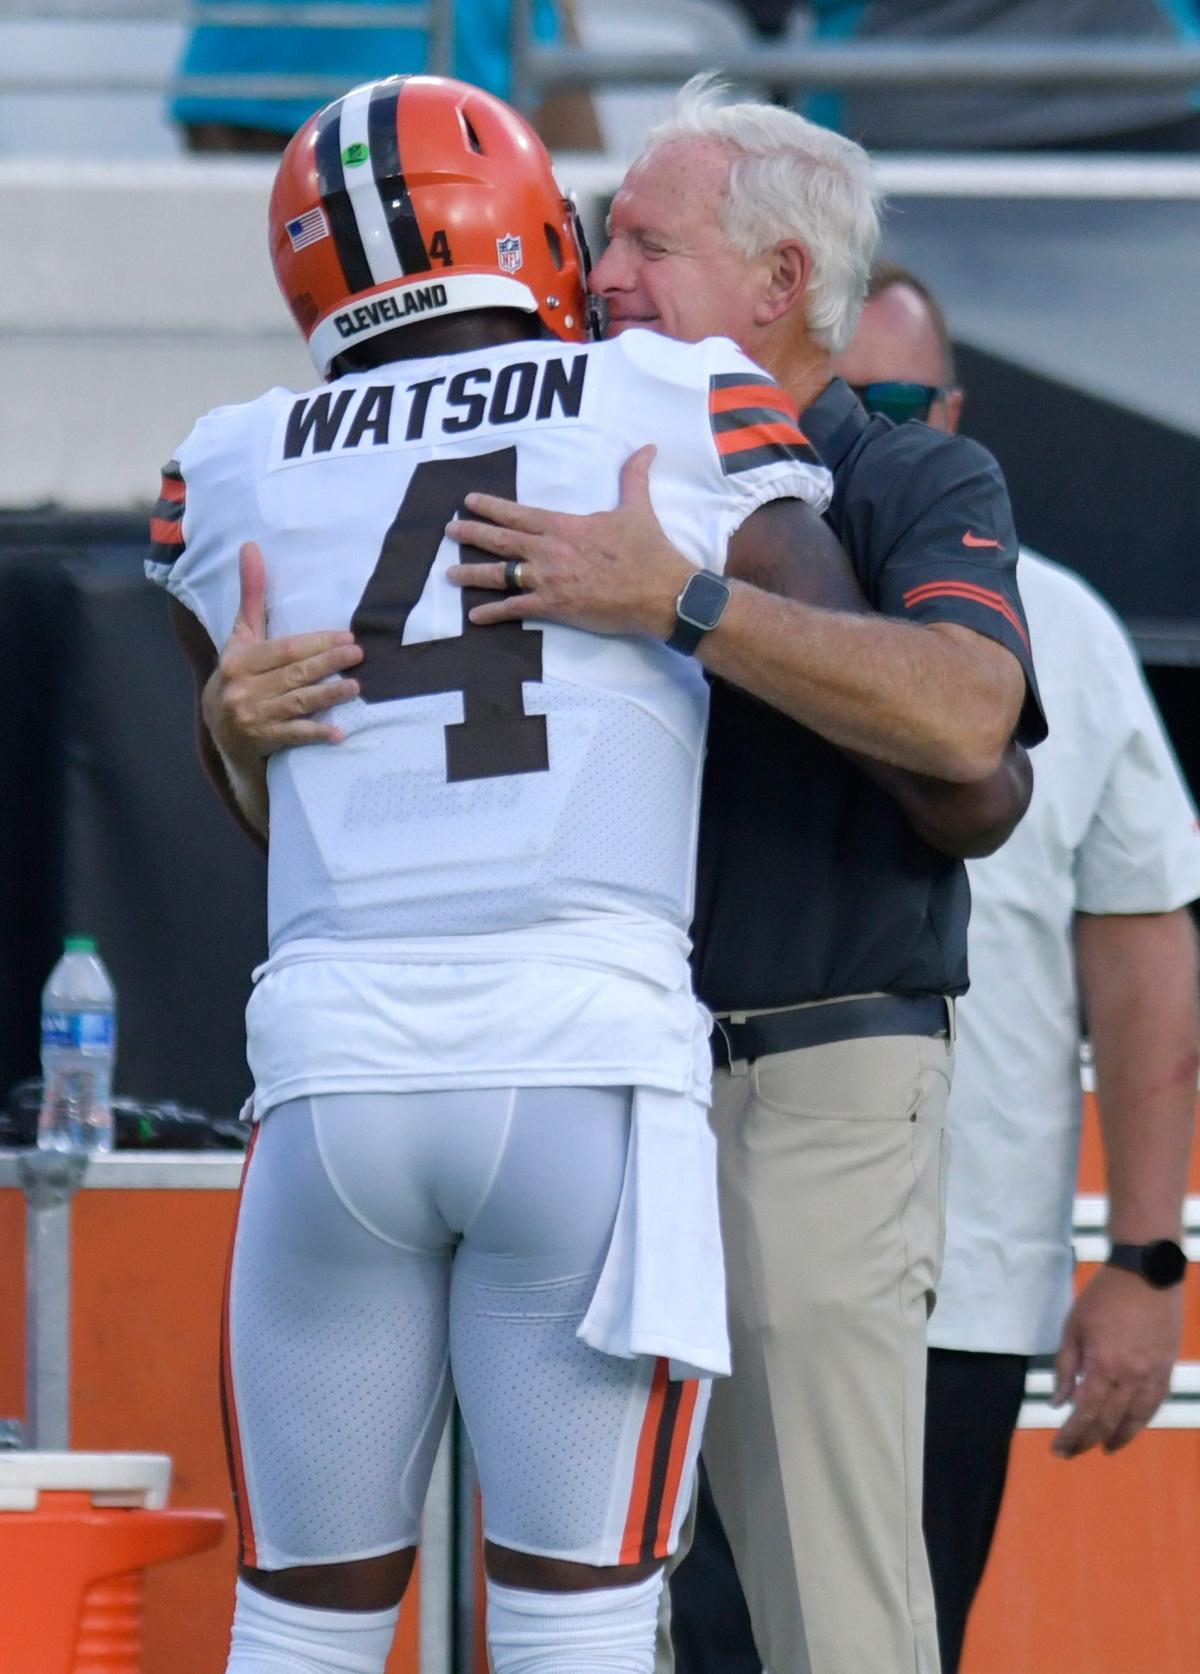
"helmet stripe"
368,79,431,277
338,82,403,286
314,98,373,297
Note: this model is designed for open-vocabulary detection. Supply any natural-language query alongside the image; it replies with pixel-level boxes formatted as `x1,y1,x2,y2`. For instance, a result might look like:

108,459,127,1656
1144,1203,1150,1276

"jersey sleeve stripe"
708,371,817,476
718,439,825,476
709,382,798,418
903,577,1013,609
709,371,777,391
149,515,184,547
711,405,808,437
716,419,813,454
902,580,1030,651
148,460,187,568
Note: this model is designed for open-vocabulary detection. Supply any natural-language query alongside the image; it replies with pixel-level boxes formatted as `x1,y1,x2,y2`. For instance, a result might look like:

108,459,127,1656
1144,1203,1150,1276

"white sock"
226,1579,399,1674
487,1570,663,1673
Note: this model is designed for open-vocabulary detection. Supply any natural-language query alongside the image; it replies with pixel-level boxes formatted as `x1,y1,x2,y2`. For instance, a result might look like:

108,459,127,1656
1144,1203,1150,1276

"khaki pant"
658,1025,952,1674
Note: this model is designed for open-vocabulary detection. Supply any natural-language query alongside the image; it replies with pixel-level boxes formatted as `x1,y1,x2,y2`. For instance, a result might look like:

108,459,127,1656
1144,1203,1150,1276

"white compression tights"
225,1580,400,1674
486,1571,664,1674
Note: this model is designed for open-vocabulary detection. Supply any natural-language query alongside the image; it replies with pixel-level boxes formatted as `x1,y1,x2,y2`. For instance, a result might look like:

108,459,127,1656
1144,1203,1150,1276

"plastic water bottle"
37,936,117,1154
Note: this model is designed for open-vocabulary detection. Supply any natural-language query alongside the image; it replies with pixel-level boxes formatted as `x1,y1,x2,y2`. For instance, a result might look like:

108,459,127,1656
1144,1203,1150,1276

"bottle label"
42,1011,116,1051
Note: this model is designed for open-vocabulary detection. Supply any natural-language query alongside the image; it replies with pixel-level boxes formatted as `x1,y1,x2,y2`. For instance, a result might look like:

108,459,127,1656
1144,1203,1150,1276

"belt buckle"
711,1016,748,1076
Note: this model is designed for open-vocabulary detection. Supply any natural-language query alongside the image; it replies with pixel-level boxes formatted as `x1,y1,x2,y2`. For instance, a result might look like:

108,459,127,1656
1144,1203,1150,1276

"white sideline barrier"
5,154,1200,511
1022,1179,1200,1430
0,159,308,509
1020,1364,1200,1430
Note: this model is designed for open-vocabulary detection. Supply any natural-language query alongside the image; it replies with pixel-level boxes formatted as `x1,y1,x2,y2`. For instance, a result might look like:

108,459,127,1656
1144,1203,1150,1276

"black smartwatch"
1105,1239,1188,1289
666,571,731,655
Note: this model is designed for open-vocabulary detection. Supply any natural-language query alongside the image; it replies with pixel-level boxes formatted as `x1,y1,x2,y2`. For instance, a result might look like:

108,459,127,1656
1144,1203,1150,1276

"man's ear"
942,386,965,435
756,239,811,325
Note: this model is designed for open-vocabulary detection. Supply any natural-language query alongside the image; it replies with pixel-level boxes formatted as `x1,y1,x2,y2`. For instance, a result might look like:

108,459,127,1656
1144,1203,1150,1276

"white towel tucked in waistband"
579,1079,730,1381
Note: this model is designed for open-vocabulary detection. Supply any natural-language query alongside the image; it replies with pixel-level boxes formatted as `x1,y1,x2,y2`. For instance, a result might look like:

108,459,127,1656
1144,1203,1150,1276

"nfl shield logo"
497,234,523,274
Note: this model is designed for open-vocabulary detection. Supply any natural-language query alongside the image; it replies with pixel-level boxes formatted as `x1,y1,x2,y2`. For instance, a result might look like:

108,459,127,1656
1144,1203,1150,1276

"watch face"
679,571,731,631
1144,1240,1188,1287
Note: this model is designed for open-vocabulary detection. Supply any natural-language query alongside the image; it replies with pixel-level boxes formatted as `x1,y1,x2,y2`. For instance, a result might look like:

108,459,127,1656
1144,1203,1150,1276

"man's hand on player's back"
201,541,364,758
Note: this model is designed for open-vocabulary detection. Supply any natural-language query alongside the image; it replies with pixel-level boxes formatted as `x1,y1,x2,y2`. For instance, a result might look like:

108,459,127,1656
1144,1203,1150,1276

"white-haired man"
659,258,1200,1674
446,88,1044,1674
206,85,1045,1674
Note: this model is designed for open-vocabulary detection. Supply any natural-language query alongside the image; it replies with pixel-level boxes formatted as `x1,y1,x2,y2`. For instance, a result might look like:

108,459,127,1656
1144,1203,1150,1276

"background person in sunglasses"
830,261,1200,1674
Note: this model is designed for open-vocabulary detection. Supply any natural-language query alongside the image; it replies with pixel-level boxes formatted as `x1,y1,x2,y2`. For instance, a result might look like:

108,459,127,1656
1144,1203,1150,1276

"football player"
148,74,853,1674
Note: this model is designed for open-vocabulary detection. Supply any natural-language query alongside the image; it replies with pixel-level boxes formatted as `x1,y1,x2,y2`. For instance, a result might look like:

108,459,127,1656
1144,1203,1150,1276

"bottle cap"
64,935,97,953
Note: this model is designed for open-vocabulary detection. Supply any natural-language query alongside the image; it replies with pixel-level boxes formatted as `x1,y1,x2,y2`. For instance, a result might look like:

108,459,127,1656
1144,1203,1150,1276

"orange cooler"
0,1152,423,1674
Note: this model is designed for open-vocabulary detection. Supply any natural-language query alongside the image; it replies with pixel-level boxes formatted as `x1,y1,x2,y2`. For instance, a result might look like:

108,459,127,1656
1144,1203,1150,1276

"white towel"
579,1075,730,1382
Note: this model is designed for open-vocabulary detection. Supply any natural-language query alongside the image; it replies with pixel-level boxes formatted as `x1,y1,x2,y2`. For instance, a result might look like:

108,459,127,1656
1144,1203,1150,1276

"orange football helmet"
269,74,593,376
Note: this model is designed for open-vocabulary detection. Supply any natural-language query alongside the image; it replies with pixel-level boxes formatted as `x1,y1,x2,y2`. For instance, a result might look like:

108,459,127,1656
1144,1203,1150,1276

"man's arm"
720,491,1032,856
855,747,1032,859
1050,907,1199,1458
172,542,363,848
447,447,1026,784
169,595,269,848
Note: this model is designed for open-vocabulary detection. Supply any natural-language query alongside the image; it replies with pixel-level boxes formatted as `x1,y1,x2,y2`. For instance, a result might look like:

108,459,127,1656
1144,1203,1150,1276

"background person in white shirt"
833,264,1200,1674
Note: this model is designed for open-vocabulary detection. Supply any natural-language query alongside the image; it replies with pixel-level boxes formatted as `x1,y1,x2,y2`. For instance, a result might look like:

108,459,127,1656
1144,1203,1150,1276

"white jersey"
151,331,827,951
148,329,830,1115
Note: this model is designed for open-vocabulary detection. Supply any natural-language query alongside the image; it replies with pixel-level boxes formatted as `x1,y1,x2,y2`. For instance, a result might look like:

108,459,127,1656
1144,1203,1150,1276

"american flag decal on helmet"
708,372,820,475
286,207,330,252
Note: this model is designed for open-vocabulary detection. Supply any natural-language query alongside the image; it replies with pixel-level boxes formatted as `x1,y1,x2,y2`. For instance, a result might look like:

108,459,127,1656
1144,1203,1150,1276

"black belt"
711,993,949,1068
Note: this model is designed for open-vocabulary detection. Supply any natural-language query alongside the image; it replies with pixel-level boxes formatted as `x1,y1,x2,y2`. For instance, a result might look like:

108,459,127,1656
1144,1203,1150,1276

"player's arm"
722,495,1031,857
858,750,1032,859
447,448,1027,785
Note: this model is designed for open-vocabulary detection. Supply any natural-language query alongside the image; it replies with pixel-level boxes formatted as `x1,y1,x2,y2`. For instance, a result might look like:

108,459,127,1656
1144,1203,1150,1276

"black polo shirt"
691,378,1046,1013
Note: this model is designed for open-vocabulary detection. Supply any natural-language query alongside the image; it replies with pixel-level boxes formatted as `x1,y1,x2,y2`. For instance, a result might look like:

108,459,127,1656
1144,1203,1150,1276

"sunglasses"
849,382,951,424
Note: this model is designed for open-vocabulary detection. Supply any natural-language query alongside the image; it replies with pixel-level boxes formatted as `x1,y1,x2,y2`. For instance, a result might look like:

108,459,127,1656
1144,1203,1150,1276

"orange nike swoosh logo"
962,531,1003,548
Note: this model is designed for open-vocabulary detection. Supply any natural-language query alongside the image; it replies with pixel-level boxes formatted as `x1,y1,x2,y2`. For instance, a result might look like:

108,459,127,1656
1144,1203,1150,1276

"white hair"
637,76,882,353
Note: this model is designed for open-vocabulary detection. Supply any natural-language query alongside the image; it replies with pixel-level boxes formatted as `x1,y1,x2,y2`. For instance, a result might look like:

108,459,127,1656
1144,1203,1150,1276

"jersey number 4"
350,447,548,783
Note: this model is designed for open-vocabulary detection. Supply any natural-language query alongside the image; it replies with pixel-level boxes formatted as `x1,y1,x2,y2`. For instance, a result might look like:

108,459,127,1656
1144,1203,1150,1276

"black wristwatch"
666,571,731,655
1105,1239,1188,1290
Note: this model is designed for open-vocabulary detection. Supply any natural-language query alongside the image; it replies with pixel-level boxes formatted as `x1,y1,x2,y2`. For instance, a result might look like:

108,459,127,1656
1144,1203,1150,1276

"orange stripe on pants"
619,1358,670,1565
220,1125,260,1568
654,1378,701,1558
